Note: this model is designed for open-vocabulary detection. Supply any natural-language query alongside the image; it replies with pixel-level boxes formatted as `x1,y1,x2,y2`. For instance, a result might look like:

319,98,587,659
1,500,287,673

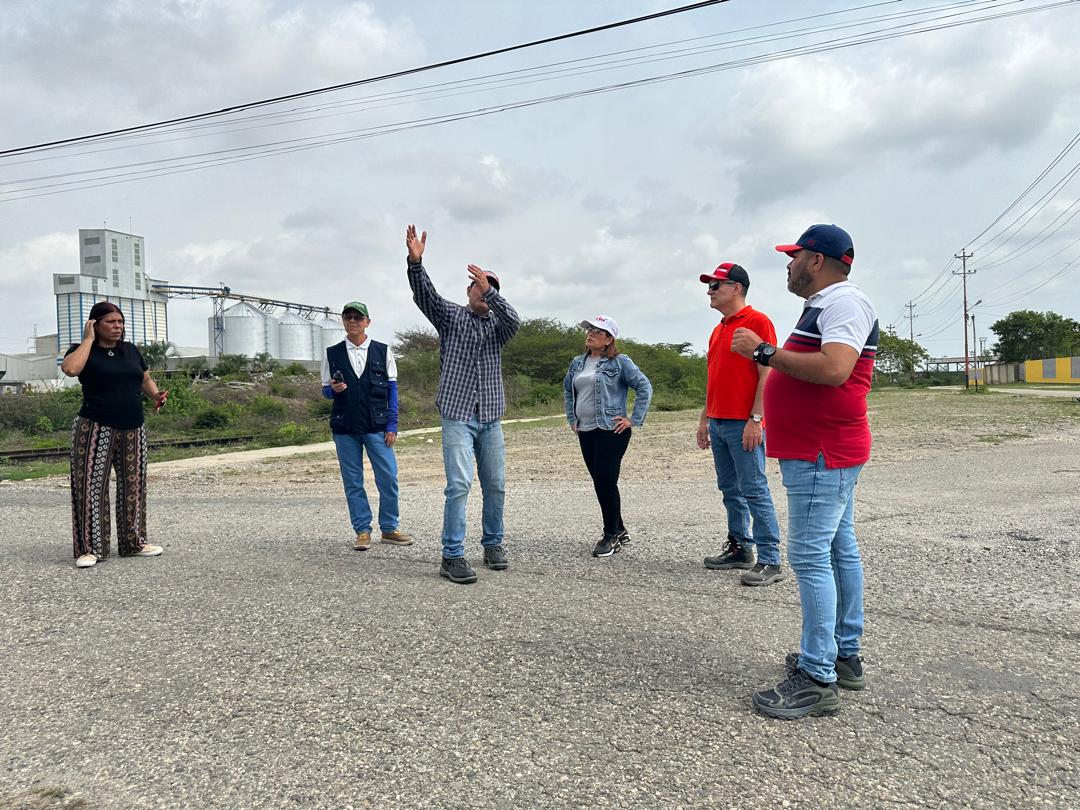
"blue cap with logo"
775,224,854,266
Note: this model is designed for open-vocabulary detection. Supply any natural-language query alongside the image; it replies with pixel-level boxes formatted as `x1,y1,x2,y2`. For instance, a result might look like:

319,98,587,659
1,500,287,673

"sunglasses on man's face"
707,280,736,291
342,313,367,322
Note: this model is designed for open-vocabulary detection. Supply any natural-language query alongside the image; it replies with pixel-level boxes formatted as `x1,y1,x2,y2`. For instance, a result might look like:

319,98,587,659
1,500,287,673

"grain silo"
315,315,345,354
277,311,316,361
211,301,279,358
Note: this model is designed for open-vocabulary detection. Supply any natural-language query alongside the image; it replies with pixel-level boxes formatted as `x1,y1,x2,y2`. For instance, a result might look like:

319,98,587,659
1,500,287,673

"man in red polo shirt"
696,263,783,586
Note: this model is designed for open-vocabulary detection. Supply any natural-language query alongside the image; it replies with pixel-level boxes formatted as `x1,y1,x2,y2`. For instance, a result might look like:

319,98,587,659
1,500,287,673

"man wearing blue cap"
731,224,879,720
322,301,412,552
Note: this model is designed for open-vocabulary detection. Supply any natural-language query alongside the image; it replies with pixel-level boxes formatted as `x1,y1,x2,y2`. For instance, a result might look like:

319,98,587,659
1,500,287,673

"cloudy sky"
3,0,1079,359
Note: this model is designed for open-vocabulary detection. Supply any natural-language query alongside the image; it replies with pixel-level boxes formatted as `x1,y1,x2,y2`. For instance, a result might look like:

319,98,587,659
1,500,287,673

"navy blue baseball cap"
775,224,854,266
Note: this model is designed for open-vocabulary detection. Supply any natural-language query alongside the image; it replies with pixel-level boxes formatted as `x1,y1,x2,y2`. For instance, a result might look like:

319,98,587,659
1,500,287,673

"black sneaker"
592,534,620,558
439,556,478,585
784,652,865,691
703,535,755,570
741,562,784,587
752,669,840,720
482,544,509,571
616,528,630,546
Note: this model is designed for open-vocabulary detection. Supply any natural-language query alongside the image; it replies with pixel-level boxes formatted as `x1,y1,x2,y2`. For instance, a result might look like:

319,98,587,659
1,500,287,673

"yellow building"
1024,356,1080,384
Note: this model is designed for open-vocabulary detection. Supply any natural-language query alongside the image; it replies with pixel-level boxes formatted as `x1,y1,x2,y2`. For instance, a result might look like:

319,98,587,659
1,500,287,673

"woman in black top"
61,302,168,569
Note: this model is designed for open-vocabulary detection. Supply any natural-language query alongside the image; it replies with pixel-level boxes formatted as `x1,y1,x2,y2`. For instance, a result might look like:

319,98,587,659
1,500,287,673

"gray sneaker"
704,535,755,570
753,669,840,720
785,652,865,691
741,562,784,586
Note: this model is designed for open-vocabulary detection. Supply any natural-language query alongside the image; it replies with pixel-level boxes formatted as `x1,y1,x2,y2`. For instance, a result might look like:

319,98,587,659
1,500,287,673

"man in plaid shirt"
406,224,521,585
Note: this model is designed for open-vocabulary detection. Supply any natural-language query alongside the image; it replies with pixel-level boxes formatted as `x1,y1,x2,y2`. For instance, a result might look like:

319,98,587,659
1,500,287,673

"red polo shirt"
706,305,777,420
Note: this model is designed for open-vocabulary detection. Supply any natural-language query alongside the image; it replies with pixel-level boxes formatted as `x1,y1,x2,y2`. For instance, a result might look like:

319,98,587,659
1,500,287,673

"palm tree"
139,340,176,372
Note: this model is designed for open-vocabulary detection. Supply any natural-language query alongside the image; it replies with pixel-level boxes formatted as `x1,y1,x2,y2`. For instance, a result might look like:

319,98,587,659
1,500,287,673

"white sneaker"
135,544,163,557
75,553,98,568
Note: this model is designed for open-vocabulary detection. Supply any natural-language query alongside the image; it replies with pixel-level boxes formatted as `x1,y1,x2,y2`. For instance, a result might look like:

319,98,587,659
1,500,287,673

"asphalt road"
2,413,1078,809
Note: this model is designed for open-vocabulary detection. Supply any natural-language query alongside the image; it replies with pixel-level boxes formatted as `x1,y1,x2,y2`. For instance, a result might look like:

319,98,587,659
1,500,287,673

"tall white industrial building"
53,229,168,350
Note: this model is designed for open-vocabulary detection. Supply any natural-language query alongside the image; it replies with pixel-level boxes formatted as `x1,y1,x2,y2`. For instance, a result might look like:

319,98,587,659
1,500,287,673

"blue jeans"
780,455,865,684
441,416,506,558
709,418,782,565
333,432,400,534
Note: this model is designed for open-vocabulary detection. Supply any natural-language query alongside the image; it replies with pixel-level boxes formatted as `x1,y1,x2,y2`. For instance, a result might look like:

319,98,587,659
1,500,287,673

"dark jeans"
577,427,631,535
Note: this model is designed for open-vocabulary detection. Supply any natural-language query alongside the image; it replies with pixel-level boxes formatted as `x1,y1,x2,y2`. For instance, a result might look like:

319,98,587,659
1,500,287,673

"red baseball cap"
699,262,751,290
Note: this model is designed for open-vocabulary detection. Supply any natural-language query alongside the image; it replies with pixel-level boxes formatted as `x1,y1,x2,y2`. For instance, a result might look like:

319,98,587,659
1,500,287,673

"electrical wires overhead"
2,0,1077,203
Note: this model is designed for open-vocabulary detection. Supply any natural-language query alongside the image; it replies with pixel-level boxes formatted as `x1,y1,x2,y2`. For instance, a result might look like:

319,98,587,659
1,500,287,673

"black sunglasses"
707,279,737,291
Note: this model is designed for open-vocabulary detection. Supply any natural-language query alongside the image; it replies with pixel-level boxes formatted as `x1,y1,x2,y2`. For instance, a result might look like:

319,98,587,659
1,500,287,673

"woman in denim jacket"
563,315,653,558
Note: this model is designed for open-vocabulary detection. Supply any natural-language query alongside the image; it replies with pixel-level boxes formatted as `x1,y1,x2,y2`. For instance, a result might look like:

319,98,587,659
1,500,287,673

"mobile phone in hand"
332,371,344,383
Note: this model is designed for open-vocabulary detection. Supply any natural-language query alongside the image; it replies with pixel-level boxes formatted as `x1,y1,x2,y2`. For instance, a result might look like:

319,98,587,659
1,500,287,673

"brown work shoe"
353,531,372,551
380,529,413,546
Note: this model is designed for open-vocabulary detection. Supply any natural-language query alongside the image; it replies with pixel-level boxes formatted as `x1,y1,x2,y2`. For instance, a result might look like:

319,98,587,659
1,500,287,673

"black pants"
577,427,631,535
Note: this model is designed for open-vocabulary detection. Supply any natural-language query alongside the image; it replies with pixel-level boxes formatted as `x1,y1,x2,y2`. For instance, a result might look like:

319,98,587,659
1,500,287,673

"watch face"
763,345,776,356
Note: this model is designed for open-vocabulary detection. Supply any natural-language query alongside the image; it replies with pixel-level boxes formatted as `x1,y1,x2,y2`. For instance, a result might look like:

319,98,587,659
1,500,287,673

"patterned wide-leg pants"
70,416,149,560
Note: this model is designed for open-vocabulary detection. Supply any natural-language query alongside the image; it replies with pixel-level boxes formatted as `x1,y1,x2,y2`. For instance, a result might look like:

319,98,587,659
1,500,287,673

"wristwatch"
753,342,777,366
750,414,763,424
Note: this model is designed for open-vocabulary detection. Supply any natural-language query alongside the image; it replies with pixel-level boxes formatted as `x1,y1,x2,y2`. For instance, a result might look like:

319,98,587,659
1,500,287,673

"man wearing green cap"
321,301,412,551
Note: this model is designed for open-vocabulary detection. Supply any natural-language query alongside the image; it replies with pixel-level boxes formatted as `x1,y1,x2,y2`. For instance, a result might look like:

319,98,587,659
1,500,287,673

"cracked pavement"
2,392,1078,808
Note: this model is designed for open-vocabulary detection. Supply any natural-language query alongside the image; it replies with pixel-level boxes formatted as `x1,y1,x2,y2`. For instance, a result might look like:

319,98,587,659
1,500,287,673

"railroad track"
0,435,257,464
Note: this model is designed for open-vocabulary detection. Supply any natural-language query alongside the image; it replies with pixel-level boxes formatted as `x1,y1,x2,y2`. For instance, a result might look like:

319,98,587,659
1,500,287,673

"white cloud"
709,24,1080,208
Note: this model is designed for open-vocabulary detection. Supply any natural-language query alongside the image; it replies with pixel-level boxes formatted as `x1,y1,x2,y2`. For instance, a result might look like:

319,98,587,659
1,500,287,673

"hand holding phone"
154,390,169,413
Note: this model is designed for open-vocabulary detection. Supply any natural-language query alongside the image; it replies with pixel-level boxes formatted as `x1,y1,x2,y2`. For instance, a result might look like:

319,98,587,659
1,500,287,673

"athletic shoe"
353,532,372,551
785,652,865,691
616,528,631,546
482,545,509,570
135,544,163,557
75,553,97,569
753,669,840,720
440,556,478,585
592,534,620,558
704,535,755,570
380,529,413,546
741,563,784,587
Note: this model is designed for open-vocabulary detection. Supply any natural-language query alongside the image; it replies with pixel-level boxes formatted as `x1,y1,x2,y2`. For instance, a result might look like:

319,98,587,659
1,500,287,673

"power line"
5,0,1074,202
0,0,991,166
0,1,729,158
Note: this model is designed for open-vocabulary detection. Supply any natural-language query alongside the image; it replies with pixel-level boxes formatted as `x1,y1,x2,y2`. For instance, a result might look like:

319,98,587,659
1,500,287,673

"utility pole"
903,300,918,383
954,250,975,389
971,313,979,390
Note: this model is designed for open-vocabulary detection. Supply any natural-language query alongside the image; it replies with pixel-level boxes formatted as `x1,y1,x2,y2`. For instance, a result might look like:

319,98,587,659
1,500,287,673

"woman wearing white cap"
563,315,653,557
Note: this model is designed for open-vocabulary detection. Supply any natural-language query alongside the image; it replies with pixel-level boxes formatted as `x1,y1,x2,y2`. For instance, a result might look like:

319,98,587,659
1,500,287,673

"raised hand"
82,320,96,342
467,264,490,294
406,224,427,264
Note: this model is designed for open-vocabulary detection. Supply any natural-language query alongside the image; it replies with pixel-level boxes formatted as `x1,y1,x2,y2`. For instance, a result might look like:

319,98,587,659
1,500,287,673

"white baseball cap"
579,314,619,339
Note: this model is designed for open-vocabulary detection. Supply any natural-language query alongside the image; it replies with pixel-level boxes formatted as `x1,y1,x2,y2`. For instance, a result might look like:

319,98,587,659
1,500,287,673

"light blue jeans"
441,415,506,558
709,418,782,565
333,432,400,534
780,454,865,684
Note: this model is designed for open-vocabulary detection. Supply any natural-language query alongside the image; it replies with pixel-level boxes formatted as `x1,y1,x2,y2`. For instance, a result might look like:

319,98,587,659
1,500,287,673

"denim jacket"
563,353,653,430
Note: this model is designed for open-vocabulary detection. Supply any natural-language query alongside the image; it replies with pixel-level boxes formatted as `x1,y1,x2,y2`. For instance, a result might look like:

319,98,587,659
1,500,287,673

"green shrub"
249,394,287,418
193,407,231,430
268,377,299,397
32,416,54,434
281,362,310,377
309,398,334,418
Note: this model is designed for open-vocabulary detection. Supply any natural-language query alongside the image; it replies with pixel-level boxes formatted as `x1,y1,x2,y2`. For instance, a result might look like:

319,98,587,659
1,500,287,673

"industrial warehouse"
0,227,345,391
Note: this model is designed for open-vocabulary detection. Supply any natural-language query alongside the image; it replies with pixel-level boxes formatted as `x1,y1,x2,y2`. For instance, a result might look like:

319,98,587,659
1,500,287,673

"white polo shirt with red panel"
763,281,879,469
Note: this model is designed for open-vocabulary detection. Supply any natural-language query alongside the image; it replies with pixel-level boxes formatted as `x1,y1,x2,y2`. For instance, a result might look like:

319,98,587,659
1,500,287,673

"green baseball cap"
341,301,369,317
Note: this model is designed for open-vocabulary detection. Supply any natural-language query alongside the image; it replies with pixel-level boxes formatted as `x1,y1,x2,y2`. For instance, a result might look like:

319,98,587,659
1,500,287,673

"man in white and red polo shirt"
730,224,878,720
696,263,784,587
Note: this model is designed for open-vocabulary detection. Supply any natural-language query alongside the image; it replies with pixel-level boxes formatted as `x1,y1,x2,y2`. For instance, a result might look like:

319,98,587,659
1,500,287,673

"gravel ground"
2,390,1078,809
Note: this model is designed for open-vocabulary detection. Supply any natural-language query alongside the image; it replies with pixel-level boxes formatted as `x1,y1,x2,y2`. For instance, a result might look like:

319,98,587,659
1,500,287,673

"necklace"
107,350,115,356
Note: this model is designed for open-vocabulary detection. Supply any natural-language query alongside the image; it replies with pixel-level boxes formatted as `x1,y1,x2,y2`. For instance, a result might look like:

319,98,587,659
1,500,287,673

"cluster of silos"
208,303,345,362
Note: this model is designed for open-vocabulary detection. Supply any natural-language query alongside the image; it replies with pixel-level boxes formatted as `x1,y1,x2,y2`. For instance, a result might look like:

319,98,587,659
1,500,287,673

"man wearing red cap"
696,263,784,586
731,224,878,720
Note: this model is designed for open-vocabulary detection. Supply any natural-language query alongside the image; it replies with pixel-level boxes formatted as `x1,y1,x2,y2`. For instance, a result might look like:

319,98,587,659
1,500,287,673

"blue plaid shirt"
408,260,521,422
